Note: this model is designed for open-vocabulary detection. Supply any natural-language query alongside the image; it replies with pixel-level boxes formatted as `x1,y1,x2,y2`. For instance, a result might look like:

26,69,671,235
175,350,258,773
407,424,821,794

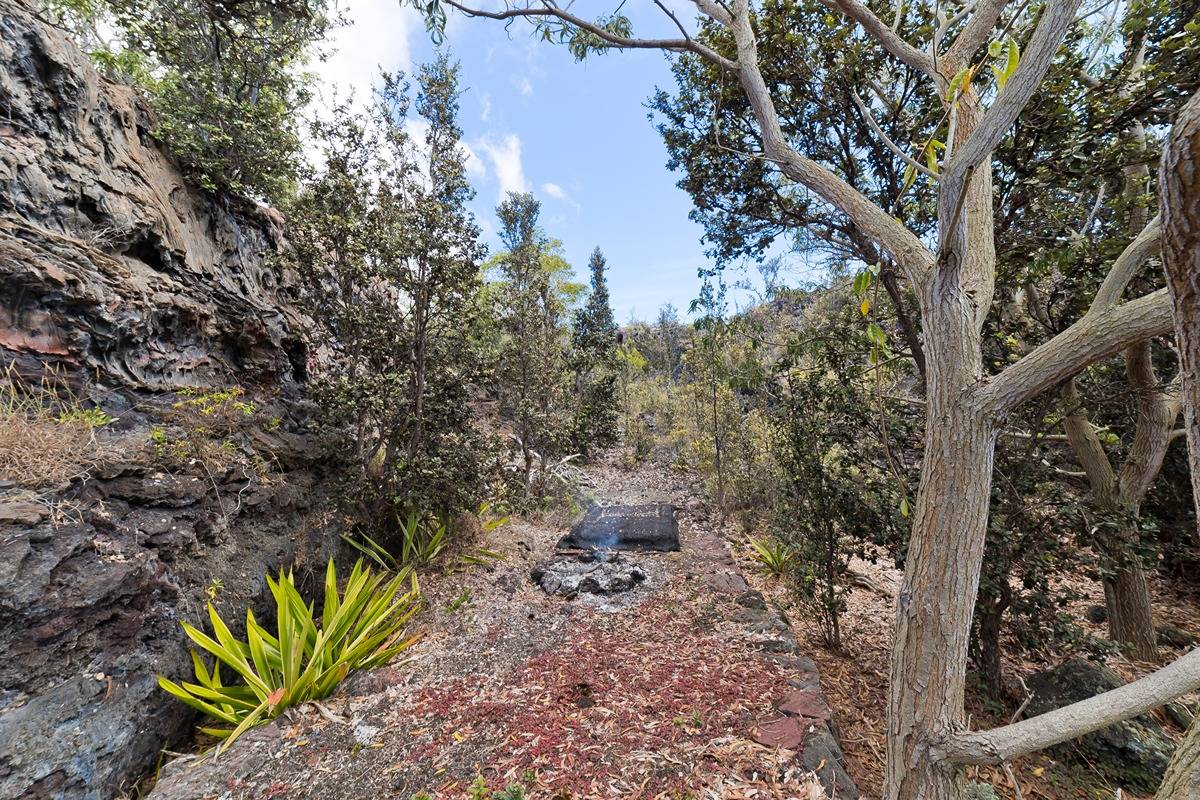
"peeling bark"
1158,85,1200,800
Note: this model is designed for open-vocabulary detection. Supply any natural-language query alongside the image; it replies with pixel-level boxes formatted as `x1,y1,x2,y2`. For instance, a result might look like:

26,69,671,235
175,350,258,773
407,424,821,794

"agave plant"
747,535,794,578
158,558,422,752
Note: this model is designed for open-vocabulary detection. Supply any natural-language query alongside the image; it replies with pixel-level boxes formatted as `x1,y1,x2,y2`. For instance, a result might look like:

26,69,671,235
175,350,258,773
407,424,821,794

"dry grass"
0,367,112,488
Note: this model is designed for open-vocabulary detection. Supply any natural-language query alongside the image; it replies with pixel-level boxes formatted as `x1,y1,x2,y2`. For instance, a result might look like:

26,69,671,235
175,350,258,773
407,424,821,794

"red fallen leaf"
267,687,286,708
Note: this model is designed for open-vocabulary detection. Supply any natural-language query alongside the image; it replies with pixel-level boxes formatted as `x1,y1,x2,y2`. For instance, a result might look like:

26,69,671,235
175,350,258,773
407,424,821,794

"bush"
158,558,422,751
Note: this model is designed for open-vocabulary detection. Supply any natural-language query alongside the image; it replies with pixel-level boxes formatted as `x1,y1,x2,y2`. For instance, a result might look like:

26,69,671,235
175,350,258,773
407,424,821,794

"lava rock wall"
0,4,337,798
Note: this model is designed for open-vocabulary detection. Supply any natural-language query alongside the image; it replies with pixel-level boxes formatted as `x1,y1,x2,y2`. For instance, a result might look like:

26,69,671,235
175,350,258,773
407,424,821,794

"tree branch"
819,0,938,77
982,289,1173,416
852,90,936,178
1088,214,1162,313
441,0,739,71
726,0,936,284
939,0,1083,236
936,647,1200,765
943,0,1010,74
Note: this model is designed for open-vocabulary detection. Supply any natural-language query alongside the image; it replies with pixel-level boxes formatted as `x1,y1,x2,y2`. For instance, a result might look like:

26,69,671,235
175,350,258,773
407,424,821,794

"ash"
530,551,658,610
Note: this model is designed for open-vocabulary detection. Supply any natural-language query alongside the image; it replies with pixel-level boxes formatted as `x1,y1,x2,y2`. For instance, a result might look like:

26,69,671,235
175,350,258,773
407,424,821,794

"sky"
315,0,781,322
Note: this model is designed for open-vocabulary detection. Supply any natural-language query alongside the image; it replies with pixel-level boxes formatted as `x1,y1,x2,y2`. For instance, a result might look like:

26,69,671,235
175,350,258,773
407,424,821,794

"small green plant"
479,501,510,533
158,558,422,752
748,535,793,578
468,777,491,800
493,785,526,800
204,577,224,602
446,589,472,612
56,406,114,427
344,509,463,569
173,386,257,417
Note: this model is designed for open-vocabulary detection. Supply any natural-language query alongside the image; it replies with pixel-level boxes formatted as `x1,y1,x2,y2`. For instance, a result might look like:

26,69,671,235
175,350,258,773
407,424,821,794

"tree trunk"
1103,561,1158,660
1162,88,1200,522
1158,86,1200,799
974,599,1006,700
1158,713,1200,800
886,401,995,800
886,252,995,798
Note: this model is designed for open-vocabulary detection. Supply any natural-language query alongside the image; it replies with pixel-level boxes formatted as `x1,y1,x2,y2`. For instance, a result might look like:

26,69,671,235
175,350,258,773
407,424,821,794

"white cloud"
518,76,534,96
462,141,487,181
477,134,528,200
480,93,492,123
317,0,417,111
541,182,568,200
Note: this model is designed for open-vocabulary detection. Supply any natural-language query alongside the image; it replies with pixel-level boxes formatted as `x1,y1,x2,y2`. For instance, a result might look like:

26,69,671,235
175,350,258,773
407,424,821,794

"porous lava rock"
531,553,648,597
0,4,336,798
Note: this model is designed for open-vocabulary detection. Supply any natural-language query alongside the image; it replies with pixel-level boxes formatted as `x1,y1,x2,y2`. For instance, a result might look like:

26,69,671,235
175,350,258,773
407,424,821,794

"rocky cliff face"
0,4,334,798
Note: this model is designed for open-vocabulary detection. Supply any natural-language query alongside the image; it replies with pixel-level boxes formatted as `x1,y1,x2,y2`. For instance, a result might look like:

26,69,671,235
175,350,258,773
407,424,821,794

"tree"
410,2,1200,798
40,0,333,203
290,58,490,533
656,303,683,380
491,192,578,494
771,299,907,649
571,247,620,452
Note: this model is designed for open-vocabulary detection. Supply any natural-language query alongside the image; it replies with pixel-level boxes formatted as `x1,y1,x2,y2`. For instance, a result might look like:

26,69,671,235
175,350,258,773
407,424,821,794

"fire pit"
556,503,679,553
532,504,676,606
531,551,647,599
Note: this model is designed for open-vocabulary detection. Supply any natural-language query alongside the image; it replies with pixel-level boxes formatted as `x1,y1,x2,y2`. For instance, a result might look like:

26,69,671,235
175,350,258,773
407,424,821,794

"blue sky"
317,1,779,321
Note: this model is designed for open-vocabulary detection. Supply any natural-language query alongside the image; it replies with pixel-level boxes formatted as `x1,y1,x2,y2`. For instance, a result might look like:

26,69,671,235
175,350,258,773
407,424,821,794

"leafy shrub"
158,558,422,751
42,0,335,204
293,60,494,534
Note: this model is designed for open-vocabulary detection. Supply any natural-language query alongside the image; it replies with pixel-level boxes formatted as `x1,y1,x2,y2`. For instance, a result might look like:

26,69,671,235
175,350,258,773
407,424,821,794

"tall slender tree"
493,192,576,492
291,57,489,530
571,247,620,452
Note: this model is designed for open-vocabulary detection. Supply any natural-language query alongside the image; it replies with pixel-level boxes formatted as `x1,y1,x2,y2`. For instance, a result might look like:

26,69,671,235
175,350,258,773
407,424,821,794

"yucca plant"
748,535,794,578
158,558,422,752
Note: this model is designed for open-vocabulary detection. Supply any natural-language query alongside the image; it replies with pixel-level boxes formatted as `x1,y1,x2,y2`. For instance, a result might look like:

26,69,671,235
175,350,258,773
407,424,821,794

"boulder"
1025,658,1174,792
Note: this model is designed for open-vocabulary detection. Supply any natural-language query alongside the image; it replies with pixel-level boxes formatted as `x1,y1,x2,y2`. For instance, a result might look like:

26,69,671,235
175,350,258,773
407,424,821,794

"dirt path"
148,455,857,800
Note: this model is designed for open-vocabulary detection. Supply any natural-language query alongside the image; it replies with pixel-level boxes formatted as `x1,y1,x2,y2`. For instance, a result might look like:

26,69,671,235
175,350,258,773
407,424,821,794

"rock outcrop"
0,4,334,798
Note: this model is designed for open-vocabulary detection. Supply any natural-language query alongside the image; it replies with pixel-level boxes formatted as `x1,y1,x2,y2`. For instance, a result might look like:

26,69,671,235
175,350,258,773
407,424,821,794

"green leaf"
1004,37,1020,88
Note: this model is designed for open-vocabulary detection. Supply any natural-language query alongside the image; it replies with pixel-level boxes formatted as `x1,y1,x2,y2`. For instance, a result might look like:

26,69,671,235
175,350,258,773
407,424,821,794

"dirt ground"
147,455,854,800
741,549,1200,800
144,450,1199,800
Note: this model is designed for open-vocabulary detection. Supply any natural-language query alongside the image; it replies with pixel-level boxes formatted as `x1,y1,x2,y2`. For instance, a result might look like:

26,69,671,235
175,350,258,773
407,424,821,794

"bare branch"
943,0,1010,73
726,0,935,283
851,90,935,178
818,0,938,77
654,0,692,41
936,647,1200,765
1088,214,1162,313
939,0,1083,229
441,0,739,71
982,289,1173,416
